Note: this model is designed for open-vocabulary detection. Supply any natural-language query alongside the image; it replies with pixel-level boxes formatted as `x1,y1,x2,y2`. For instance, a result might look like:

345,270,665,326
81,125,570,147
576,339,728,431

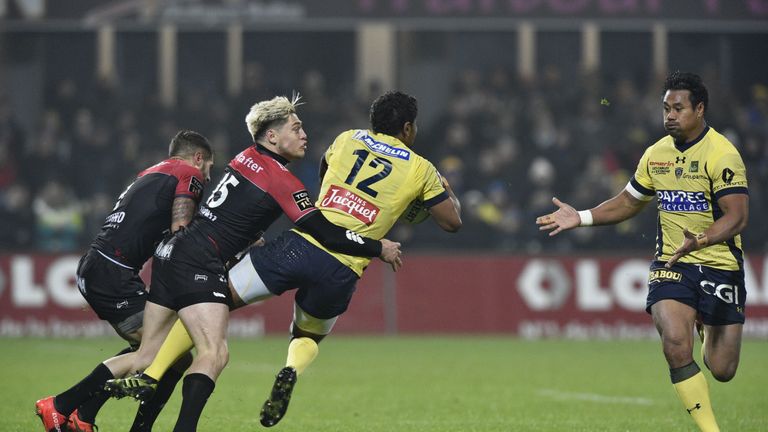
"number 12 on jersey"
344,149,392,198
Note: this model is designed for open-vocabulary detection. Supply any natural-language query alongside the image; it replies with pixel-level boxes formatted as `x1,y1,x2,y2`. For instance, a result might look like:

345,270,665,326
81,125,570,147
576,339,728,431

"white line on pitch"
537,389,655,405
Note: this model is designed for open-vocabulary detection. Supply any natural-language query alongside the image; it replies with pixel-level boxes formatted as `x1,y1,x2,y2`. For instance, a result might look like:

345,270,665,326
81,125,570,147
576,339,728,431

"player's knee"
661,338,693,366
195,343,228,372
291,324,326,344
208,345,229,373
292,304,337,343
710,362,738,382
209,342,229,369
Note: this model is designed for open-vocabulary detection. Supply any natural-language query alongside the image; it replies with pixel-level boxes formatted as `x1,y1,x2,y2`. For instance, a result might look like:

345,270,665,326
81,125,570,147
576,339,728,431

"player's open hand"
536,197,580,236
379,238,403,272
665,228,707,268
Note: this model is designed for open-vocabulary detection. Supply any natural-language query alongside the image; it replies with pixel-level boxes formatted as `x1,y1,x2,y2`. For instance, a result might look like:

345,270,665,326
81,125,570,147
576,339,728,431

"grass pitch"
3,336,767,431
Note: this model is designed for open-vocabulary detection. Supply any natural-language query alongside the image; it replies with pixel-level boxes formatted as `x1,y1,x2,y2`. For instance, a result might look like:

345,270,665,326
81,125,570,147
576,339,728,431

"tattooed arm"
170,196,197,232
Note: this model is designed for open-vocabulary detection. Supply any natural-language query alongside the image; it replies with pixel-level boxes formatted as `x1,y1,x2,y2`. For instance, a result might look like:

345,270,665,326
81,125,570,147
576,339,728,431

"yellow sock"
672,363,719,432
144,319,194,380
285,337,318,375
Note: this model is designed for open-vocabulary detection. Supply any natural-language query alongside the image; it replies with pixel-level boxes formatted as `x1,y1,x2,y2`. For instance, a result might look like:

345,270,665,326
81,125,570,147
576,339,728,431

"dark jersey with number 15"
191,145,317,264
91,158,205,269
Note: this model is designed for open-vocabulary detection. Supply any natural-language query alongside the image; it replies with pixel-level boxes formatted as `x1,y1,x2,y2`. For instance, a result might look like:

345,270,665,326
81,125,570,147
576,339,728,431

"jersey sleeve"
415,159,449,208
173,164,205,202
625,146,655,201
710,149,749,200
271,172,318,223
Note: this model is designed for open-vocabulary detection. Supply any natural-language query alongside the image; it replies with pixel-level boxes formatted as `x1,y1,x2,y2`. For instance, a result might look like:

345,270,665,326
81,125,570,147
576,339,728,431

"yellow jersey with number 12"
295,129,448,276
626,126,748,270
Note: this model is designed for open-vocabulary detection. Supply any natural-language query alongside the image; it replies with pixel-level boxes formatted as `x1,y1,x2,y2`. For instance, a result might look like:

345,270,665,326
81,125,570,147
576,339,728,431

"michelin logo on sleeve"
354,130,410,160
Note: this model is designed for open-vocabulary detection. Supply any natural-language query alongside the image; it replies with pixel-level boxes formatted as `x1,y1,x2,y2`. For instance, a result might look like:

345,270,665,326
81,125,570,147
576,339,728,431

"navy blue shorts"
249,231,359,319
646,261,746,325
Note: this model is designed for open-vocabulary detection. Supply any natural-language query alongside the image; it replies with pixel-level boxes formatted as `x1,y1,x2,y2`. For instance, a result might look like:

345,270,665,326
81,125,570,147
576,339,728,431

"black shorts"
76,248,147,329
249,231,359,319
148,232,231,311
646,261,746,325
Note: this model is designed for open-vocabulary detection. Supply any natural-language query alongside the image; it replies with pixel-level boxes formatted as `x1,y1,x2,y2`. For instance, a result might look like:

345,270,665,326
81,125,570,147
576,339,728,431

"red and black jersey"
91,158,205,269
189,145,317,263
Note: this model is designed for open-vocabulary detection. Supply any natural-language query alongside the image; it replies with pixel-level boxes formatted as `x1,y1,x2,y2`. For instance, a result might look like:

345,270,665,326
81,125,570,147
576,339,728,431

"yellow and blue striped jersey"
626,126,748,270
295,129,448,275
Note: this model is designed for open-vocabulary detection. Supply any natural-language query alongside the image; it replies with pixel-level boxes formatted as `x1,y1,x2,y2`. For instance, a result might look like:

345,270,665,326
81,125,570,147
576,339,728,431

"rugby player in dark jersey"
100,95,401,432
35,130,214,432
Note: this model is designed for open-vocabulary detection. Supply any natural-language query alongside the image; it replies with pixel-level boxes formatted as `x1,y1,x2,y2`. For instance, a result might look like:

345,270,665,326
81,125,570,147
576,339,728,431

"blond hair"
245,93,303,141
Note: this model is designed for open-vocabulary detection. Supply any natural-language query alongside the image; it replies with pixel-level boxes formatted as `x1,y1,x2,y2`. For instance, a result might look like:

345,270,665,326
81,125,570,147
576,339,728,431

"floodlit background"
2,2,768,431
1,1,768,338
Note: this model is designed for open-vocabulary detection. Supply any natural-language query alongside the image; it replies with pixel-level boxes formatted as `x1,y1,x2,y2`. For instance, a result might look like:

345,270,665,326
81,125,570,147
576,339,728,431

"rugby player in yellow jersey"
106,91,462,427
536,71,748,432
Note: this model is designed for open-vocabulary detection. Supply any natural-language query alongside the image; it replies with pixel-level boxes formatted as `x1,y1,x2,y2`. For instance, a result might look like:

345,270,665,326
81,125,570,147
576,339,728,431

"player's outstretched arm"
536,197,581,236
537,191,647,236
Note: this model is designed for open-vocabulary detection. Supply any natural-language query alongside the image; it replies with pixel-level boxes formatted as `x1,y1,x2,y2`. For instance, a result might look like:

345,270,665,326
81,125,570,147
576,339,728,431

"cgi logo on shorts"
700,280,740,305
657,190,710,212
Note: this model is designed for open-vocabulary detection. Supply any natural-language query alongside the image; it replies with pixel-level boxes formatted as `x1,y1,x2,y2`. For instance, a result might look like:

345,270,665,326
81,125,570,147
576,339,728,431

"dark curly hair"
663,71,708,114
369,91,418,136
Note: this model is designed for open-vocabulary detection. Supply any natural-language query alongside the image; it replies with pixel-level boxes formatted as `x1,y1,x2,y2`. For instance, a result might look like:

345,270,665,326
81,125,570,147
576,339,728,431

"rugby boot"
67,410,98,432
35,396,69,432
260,366,297,427
104,373,158,402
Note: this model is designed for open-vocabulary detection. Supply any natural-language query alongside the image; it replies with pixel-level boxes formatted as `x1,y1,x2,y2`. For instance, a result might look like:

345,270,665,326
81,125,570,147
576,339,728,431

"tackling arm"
297,212,402,271
297,211,382,257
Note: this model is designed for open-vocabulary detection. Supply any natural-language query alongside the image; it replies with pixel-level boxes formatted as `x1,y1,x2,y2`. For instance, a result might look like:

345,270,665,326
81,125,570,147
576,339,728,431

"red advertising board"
1,253,767,338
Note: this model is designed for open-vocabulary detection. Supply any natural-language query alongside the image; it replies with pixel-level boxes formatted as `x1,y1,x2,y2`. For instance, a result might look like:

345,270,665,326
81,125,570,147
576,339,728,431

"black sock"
55,363,114,416
172,373,215,432
75,391,110,423
70,346,136,424
130,367,185,432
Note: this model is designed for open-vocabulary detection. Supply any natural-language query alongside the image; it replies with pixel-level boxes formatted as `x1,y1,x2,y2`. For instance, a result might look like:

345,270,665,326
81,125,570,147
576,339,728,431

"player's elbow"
438,217,462,233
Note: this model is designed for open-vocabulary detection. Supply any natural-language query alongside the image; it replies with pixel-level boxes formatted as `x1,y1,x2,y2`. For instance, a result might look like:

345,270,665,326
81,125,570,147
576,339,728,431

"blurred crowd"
1,64,767,254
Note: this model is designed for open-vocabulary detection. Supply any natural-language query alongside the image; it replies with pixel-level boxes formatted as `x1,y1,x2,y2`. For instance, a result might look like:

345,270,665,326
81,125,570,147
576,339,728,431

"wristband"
694,232,708,249
577,210,593,227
